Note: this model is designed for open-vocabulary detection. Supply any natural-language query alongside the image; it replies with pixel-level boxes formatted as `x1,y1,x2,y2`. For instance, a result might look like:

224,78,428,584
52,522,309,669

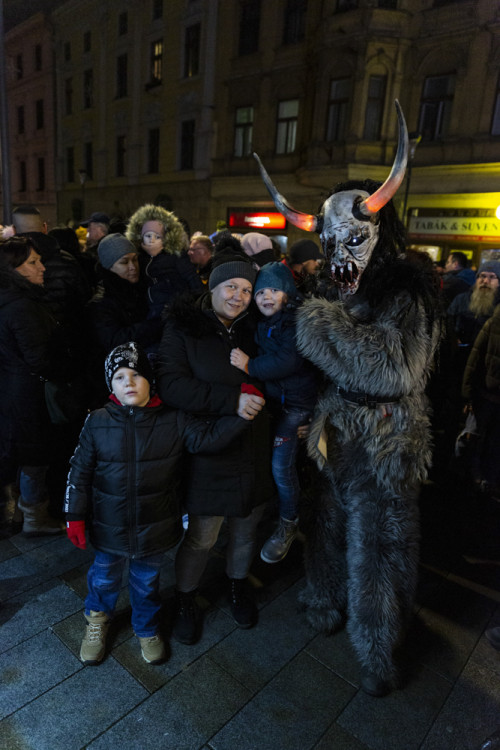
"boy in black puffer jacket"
65,341,250,667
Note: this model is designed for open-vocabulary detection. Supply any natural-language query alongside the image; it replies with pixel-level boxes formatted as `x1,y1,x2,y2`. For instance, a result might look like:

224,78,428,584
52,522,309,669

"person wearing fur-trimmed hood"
126,204,203,319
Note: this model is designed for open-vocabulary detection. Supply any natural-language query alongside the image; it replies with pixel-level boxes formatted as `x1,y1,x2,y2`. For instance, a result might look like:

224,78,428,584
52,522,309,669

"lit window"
276,99,299,154
150,40,163,85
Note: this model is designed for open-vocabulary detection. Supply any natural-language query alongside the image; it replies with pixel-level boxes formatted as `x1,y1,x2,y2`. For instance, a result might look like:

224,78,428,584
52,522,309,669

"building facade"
2,0,500,265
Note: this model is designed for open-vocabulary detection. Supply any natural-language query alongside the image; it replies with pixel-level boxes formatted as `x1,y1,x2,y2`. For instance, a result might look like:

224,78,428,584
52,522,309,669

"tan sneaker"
138,633,166,665
80,611,109,665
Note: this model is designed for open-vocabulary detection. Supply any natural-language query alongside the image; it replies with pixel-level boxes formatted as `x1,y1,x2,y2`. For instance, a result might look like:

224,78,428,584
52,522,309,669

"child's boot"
137,633,166,664
260,517,298,564
80,610,109,665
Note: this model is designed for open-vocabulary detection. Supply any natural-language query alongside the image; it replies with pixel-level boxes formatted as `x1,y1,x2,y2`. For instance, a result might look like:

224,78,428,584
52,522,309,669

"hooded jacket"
65,398,249,558
157,292,274,516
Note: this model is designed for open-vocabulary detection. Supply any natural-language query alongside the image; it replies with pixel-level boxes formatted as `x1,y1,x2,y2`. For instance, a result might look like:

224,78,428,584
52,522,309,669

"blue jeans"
85,550,164,637
19,465,48,506
272,408,311,521
175,504,265,593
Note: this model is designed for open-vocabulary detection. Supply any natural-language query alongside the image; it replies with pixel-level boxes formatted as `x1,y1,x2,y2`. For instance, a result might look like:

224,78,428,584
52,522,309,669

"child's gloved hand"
66,520,86,549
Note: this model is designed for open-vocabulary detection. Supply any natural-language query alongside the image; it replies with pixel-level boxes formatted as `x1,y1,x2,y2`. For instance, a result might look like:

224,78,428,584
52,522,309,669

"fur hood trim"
126,204,186,256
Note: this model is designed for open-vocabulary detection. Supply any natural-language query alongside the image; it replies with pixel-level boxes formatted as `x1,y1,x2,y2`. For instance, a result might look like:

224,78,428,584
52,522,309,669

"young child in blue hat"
230,262,318,563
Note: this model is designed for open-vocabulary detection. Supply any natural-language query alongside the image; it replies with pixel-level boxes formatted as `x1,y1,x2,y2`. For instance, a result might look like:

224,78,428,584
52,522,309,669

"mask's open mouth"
330,260,360,293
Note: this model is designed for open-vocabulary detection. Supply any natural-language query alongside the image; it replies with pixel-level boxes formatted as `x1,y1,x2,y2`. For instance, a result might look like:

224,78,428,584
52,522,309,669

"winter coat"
462,303,500,405
65,398,249,558
140,250,203,319
248,306,317,412
157,293,274,516
84,267,162,408
447,288,493,347
0,267,62,479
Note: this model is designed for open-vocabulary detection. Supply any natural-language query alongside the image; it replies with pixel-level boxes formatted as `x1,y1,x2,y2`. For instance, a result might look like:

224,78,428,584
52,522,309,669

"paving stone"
0,657,148,750
313,723,372,750
305,627,360,688
209,579,316,693
210,651,356,750
0,580,83,653
0,630,81,720
0,537,20,563
337,663,452,750
86,655,251,749
420,660,500,750
112,600,236,693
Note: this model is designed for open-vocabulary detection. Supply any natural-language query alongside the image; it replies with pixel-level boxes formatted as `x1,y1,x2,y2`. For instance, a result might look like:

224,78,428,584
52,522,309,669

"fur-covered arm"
296,294,436,396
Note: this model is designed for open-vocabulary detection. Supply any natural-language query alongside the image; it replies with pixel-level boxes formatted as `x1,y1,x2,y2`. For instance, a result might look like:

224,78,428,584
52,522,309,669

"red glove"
66,520,86,550
241,383,264,399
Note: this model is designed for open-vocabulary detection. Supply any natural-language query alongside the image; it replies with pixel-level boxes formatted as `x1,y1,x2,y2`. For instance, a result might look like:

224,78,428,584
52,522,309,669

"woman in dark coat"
0,237,64,536
84,233,162,408
157,245,274,643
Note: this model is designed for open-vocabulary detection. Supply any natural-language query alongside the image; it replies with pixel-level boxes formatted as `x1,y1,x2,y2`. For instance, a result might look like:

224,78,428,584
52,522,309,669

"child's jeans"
272,408,311,521
85,550,164,637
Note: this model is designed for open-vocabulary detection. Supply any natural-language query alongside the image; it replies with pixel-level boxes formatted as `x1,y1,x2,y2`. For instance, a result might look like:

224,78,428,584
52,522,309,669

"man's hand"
230,348,250,373
237,392,265,420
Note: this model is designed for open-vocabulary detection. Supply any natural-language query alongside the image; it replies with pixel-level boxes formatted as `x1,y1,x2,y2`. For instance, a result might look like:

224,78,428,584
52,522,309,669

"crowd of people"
1,202,499,669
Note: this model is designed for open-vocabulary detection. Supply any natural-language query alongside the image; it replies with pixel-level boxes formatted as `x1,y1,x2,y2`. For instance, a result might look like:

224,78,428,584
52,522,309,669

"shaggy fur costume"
295,183,441,689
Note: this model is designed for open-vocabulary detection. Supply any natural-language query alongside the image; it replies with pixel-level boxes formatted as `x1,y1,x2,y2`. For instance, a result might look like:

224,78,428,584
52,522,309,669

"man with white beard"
448,261,500,356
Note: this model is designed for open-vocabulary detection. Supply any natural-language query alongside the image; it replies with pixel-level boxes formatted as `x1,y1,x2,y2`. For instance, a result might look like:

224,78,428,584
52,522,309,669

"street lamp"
402,132,421,229
78,169,87,221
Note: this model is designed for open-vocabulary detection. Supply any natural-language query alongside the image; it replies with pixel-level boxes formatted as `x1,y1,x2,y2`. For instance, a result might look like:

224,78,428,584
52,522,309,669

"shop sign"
409,214,500,242
228,209,286,230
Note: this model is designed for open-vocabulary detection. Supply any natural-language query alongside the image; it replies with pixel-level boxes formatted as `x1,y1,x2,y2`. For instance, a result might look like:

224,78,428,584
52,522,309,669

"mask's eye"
345,227,370,247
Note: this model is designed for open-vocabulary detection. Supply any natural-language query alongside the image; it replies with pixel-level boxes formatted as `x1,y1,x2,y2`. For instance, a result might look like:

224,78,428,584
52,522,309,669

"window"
83,31,91,52
118,11,128,35
418,74,455,141
116,54,128,98
35,99,44,130
17,105,25,134
37,157,45,191
283,0,307,45
150,40,163,85
326,77,350,141
180,120,195,170
116,135,126,177
491,74,500,135
84,141,93,179
234,106,253,157
276,99,299,154
34,44,42,71
184,24,201,77
65,77,73,115
238,0,261,56
363,74,386,140
19,161,27,192
83,69,94,109
64,41,71,61
152,0,163,20
16,54,23,80
148,128,160,173
66,146,74,182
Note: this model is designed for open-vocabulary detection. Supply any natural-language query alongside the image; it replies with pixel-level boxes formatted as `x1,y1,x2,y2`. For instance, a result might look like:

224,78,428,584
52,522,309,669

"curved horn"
358,100,409,217
253,153,318,232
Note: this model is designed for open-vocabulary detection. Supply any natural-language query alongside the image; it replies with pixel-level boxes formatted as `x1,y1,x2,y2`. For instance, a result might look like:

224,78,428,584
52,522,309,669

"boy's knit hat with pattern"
104,342,154,391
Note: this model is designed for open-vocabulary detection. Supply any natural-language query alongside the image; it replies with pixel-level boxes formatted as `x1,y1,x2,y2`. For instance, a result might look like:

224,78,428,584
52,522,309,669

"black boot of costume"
229,578,257,629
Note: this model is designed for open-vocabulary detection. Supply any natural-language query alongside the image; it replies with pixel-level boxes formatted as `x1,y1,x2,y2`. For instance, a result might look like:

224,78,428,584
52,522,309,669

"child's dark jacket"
247,307,317,411
65,399,247,558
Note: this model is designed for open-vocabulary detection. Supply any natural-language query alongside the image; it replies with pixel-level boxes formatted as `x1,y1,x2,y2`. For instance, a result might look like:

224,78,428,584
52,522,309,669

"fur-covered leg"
300,478,347,633
345,485,420,693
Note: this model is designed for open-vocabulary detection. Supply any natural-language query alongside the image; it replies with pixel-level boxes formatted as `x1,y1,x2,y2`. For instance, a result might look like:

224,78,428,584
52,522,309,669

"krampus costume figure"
254,103,441,696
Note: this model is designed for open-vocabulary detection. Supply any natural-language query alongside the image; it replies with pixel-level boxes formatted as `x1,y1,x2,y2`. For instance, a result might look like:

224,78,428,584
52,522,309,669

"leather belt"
335,384,401,409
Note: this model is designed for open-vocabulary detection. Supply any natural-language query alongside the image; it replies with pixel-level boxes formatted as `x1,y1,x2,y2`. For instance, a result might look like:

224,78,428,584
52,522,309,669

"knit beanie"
477,260,500,281
98,233,137,270
208,247,257,291
288,239,323,265
254,262,297,297
104,342,154,391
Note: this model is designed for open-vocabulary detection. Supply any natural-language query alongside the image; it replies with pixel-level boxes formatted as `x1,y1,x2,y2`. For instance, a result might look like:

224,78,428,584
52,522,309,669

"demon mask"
254,101,408,297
